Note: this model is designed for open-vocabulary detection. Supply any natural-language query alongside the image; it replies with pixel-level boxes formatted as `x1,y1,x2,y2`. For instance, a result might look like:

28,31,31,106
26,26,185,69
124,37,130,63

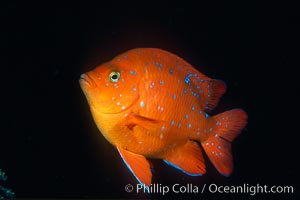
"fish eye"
109,71,120,82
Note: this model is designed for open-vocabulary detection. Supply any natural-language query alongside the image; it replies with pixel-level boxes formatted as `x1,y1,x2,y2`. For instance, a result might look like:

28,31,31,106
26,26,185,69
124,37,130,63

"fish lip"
79,73,96,87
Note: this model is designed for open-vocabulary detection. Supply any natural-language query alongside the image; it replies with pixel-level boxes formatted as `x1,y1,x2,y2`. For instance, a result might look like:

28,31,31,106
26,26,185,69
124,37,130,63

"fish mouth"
79,73,96,88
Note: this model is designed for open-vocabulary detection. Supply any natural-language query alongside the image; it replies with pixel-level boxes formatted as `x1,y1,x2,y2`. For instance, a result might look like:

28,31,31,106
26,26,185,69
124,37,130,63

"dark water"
1,1,299,199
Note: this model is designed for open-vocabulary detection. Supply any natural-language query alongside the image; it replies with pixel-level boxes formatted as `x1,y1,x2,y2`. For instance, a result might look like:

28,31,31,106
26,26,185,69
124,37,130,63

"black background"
1,1,299,199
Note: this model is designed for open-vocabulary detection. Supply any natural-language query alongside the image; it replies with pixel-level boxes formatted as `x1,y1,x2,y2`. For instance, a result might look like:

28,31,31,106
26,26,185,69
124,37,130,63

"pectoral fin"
117,146,152,187
125,113,163,131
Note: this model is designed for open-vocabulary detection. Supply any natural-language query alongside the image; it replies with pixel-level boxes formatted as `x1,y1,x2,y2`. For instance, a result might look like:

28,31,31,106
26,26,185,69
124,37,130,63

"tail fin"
201,109,247,176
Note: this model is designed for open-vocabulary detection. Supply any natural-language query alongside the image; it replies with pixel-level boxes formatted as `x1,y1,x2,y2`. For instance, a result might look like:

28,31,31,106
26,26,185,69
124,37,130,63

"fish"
79,48,247,187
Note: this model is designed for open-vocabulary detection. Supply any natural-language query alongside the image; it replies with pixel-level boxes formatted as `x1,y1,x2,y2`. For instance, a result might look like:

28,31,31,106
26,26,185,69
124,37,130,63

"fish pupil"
112,74,118,79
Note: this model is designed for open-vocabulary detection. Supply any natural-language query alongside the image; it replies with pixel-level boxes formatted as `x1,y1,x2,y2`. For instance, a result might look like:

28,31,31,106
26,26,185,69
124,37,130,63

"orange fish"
79,48,247,187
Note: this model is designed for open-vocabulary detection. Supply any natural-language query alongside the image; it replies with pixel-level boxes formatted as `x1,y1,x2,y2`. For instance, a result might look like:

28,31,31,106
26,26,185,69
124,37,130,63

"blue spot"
218,145,221,149
185,114,189,119
124,55,128,59
184,74,198,85
171,120,175,125
178,123,181,128
205,113,209,118
154,62,162,70
191,106,195,111
140,101,145,107
132,87,137,91
173,95,176,99
188,124,192,128
163,160,203,176
184,89,187,94
184,77,190,85
129,70,136,75
160,81,164,85
169,69,173,74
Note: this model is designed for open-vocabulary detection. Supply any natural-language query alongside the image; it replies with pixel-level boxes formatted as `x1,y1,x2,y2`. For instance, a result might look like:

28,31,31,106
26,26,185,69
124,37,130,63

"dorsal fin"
186,72,226,111
205,79,227,111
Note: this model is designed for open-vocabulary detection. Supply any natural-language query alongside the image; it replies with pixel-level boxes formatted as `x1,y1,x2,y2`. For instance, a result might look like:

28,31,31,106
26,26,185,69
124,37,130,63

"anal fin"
117,146,152,187
163,141,206,176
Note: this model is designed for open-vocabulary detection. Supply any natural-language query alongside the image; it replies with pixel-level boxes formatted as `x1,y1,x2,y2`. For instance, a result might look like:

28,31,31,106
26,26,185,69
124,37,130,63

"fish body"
79,48,247,186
